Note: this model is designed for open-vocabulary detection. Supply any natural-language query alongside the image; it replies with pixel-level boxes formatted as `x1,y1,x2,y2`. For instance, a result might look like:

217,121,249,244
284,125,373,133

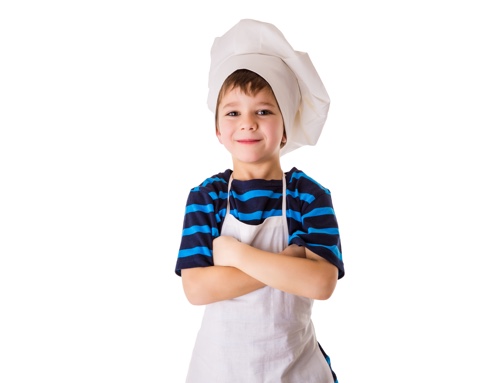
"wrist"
231,240,246,268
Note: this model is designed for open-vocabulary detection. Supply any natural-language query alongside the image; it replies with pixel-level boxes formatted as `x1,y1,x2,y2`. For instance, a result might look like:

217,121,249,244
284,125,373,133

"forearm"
232,243,338,300
181,266,265,305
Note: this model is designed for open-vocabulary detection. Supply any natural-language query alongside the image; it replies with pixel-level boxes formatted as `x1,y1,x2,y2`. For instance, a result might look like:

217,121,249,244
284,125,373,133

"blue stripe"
178,246,212,258
291,171,331,195
287,209,301,222
229,209,282,221
303,207,335,219
291,171,309,181
232,189,281,201
287,189,315,203
208,191,228,200
201,176,227,187
186,204,214,214
215,208,227,224
183,225,219,237
191,188,227,201
289,227,339,241
313,227,339,235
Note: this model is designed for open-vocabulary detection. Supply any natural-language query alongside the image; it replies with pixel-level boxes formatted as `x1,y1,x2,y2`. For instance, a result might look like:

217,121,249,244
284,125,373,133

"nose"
240,113,257,130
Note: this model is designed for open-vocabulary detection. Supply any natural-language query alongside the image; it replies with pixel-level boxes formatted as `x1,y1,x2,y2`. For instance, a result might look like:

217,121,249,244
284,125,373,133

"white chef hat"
207,19,330,156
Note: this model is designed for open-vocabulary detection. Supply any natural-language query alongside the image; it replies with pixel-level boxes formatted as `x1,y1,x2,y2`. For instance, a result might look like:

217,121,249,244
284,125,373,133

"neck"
231,161,283,181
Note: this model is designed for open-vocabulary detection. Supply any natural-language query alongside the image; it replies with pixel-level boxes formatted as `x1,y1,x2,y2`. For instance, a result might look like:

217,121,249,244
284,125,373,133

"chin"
234,156,262,164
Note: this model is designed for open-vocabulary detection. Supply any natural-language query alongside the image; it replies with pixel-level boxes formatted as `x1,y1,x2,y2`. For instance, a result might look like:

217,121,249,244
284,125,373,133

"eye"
257,109,272,116
226,111,239,117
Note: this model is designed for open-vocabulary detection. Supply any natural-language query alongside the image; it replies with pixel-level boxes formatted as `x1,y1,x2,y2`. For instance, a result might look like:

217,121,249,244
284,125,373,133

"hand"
279,244,306,258
212,235,242,267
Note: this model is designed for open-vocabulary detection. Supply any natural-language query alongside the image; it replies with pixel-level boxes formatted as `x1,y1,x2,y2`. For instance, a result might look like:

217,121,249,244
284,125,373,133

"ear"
216,126,223,144
280,134,287,148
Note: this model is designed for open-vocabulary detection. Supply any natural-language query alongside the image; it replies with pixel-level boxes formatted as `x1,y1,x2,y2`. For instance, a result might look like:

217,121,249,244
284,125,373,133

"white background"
1,1,499,382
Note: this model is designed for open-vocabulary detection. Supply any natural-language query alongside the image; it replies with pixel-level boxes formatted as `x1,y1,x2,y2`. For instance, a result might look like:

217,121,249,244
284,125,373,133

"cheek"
216,127,230,145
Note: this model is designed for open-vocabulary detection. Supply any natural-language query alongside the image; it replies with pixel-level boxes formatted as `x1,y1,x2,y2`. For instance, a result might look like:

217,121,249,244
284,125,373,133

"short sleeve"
174,171,230,276
287,170,344,279
175,189,220,276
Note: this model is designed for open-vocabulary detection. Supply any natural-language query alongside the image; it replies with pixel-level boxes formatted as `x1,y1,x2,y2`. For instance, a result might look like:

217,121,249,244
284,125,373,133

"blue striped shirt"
175,167,344,279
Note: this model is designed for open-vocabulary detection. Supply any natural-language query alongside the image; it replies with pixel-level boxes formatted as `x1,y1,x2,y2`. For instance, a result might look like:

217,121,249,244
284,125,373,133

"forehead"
219,86,278,105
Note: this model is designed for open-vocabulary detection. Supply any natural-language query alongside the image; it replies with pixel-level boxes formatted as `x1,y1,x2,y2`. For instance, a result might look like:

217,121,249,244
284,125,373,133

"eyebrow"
220,101,278,109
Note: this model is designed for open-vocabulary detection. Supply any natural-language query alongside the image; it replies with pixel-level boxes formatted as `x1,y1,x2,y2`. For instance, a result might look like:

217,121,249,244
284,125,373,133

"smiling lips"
236,139,261,144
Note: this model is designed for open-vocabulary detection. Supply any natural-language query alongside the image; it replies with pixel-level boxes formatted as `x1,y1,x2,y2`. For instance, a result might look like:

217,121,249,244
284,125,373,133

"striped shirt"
175,167,344,279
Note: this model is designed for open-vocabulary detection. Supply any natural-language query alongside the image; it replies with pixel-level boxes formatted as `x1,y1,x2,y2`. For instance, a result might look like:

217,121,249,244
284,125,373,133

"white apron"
186,175,334,383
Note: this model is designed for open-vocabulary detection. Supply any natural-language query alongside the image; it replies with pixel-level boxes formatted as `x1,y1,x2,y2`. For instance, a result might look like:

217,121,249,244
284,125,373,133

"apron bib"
186,175,333,383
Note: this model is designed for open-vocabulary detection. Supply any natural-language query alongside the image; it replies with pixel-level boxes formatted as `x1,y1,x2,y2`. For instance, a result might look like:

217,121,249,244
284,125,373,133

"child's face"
216,87,285,167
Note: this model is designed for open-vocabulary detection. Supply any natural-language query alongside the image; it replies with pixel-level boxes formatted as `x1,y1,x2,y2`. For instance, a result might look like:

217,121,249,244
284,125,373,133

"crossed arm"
182,236,338,305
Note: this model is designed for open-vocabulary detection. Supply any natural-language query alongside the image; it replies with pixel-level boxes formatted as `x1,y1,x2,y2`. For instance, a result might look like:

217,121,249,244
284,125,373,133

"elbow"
312,266,338,300
184,289,203,306
186,296,206,306
314,280,336,300
183,282,208,306
182,272,209,306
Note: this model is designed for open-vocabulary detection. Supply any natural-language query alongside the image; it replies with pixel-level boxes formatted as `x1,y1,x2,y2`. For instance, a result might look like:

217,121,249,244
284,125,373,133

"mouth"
236,139,261,144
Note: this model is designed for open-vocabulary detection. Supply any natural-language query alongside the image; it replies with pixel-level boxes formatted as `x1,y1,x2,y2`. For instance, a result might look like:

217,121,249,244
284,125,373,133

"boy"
175,19,344,382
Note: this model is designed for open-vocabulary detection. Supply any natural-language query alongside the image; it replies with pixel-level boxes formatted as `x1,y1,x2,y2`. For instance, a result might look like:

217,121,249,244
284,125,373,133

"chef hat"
207,19,330,156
